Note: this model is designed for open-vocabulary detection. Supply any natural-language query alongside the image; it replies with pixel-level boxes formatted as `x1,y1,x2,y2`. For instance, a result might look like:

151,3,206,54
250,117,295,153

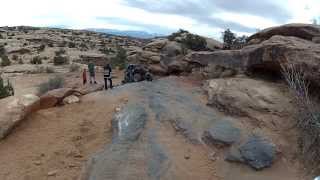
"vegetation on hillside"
111,45,127,70
168,29,207,51
281,63,320,172
38,76,64,95
222,29,248,50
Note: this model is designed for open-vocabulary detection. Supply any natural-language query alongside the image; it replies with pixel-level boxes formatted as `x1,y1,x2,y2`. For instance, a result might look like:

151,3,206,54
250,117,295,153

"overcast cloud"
0,0,319,39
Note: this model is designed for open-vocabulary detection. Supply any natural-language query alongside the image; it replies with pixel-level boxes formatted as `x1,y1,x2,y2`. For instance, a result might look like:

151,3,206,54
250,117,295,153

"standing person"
88,61,97,84
82,68,87,85
104,64,113,90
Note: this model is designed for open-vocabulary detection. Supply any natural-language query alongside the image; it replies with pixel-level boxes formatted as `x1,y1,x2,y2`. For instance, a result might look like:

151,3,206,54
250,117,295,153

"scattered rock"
202,120,241,146
40,88,75,109
63,95,80,105
47,170,58,176
34,161,42,166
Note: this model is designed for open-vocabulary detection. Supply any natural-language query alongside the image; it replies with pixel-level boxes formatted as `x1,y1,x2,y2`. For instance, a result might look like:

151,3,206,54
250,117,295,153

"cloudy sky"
0,0,319,38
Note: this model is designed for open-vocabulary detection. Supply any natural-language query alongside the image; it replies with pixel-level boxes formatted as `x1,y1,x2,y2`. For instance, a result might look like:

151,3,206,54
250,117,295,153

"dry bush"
281,63,320,173
38,76,64,95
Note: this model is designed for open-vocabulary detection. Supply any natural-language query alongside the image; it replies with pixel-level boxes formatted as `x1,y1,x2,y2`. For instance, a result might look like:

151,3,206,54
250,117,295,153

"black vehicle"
122,64,153,84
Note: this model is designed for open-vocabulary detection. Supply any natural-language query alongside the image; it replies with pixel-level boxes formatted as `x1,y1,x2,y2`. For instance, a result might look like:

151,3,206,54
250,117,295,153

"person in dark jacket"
104,64,113,90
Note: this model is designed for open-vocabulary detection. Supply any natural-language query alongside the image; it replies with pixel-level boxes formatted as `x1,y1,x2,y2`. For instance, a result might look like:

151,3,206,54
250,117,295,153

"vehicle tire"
145,73,153,81
133,73,142,82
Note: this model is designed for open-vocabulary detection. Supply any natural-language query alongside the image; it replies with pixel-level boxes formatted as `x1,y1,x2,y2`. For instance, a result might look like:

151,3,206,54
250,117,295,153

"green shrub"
1,55,11,66
18,58,24,64
12,54,18,61
55,48,66,56
111,46,127,70
168,29,189,41
222,29,248,50
0,76,14,99
48,43,54,47
68,42,76,48
38,44,46,52
181,33,207,51
45,67,55,73
30,56,42,64
69,63,80,72
53,55,69,65
38,76,64,95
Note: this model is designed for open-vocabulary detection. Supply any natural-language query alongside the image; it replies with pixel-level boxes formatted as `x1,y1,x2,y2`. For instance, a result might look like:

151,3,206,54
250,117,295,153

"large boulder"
248,23,320,43
193,35,320,87
143,38,168,52
0,94,40,139
40,88,75,109
226,136,276,170
205,37,223,50
204,78,294,120
162,41,183,57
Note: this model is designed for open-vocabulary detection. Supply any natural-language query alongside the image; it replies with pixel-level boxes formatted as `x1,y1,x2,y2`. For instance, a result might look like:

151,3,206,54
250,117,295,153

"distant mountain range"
87,28,165,39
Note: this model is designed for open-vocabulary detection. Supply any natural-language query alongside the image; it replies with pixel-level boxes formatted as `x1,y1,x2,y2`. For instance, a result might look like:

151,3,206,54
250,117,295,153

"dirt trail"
0,76,307,180
0,92,128,180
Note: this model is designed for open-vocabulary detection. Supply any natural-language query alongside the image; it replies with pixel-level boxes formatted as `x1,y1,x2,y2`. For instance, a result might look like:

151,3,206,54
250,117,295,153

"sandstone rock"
40,88,75,109
74,84,104,95
162,41,182,57
248,23,320,42
205,37,223,50
47,170,58,176
202,120,241,146
148,64,168,76
227,136,276,170
0,94,40,139
204,78,294,118
63,95,80,105
143,39,168,52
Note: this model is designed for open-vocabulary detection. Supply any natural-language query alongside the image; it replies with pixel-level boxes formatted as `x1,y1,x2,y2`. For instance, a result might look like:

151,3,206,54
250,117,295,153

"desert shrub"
0,45,5,56
18,58,24,64
0,34,3,39
58,41,68,47
55,48,66,56
48,43,54,47
1,55,11,66
222,29,248,50
53,55,69,65
23,42,28,47
12,54,18,61
38,44,46,52
30,56,43,64
111,46,127,70
45,66,55,73
0,76,14,99
281,63,320,172
69,63,80,72
79,43,88,50
168,29,189,41
68,42,76,48
38,76,64,95
181,33,207,51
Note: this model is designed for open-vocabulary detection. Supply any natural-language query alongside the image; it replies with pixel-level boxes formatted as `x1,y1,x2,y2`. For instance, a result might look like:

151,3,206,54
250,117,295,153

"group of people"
82,61,113,90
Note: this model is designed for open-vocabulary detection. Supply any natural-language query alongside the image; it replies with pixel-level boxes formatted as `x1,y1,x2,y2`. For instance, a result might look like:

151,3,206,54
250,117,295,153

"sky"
0,0,319,39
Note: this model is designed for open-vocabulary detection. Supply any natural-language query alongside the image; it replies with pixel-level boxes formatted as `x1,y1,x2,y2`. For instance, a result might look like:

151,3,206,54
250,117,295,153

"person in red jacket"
82,69,87,85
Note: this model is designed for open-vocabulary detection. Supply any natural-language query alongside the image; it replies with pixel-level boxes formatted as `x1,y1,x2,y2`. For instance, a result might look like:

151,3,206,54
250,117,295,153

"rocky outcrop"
248,23,320,43
226,136,276,170
40,88,75,109
63,95,80,105
204,78,294,120
0,94,40,139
